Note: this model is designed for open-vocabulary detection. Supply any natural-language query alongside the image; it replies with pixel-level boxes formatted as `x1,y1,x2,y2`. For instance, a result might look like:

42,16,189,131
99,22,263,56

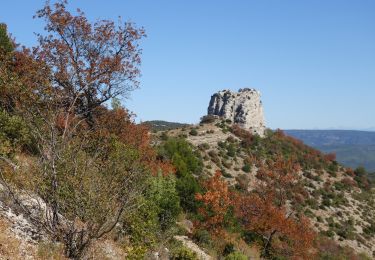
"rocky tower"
207,88,266,136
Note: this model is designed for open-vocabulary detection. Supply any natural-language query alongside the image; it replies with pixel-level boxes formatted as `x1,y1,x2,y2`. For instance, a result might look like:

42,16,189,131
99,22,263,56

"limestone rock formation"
207,88,266,136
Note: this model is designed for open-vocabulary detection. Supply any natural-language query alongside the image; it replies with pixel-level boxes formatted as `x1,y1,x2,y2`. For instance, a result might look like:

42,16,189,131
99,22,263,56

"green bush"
148,173,181,230
161,131,169,140
0,109,31,156
176,174,202,212
226,143,236,157
242,164,251,173
193,229,212,247
120,174,182,258
121,194,160,250
354,167,372,190
158,138,203,212
223,243,235,256
363,223,375,236
198,143,210,151
225,251,247,260
221,168,233,178
322,229,335,237
0,24,14,53
189,129,198,136
170,243,198,260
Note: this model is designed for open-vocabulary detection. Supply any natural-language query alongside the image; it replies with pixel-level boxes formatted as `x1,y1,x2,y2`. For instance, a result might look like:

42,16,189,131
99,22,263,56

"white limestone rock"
207,88,266,136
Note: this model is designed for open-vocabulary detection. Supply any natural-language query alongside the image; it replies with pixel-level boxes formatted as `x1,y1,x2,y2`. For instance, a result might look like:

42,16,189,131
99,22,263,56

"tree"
158,138,203,212
233,158,315,259
354,166,371,190
0,2,151,258
120,173,181,258
148,173,181,230
0,23,14,53
34,0,145,125
195,171,231,235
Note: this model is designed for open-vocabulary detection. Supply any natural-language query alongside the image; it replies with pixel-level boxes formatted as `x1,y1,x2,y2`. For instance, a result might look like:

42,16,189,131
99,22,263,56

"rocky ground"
158,120,375,257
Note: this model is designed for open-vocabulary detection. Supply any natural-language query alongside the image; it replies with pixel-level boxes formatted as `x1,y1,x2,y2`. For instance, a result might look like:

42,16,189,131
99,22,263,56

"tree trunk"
262,229,277,258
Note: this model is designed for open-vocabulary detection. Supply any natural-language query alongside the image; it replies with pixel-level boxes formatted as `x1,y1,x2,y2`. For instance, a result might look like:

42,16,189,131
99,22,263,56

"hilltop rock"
207,88,266,136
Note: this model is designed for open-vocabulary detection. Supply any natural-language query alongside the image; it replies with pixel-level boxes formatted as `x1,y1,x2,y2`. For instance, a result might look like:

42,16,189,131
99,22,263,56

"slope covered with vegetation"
155,117,375,259
0,2,374,260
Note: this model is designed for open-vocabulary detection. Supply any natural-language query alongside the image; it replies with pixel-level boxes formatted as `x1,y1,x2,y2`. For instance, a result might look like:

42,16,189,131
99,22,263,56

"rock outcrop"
207,88,266,136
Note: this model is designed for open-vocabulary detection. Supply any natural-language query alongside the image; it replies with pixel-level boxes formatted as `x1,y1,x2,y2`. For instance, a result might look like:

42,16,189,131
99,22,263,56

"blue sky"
2,0,375,129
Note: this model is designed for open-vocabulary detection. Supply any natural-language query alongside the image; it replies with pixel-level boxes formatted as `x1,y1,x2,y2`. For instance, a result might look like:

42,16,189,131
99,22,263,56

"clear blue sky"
2,0,375,130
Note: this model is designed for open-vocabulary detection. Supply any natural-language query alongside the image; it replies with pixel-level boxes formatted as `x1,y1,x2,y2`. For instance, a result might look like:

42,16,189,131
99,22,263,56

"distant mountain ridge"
285,130,375,172
142,120,190,131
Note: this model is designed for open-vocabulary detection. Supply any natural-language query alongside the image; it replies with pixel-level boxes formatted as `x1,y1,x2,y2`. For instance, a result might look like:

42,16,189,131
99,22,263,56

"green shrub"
121,194,160,249
198,143,210,151
148,174,181,230
322,229,335,237
242,164,251,173
158,138,203,212
161,131,169,140
225,251,247,260
0,109,31,156
193,229,212,247
120,173,182,257
0,24,14,53
223,243,235,256
170,243,198,260
176,174,202,212
189,129,198,136
363,223,375,236
221,168,233,178
226,143,236,157
354,167,372,190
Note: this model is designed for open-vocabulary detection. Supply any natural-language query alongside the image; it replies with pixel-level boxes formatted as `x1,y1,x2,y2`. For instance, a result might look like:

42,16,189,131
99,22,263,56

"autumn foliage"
195,171,231,235
0,1,169,259
233,158,316,259
194,158,316,259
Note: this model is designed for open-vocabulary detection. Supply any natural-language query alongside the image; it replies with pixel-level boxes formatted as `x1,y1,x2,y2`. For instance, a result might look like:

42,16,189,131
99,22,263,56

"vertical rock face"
207,88,266,136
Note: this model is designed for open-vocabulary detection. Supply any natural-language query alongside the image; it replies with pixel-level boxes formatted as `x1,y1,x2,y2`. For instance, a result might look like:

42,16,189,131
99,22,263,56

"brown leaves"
233,157,316,259
91,106,174,176
34,1,146,123
195,171,231,235
193,158,316,258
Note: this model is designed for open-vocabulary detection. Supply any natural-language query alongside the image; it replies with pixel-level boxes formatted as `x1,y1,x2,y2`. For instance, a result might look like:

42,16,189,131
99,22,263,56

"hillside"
285,130,375,172
2,118,374,259
0,2,374,259
153,119,375,259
